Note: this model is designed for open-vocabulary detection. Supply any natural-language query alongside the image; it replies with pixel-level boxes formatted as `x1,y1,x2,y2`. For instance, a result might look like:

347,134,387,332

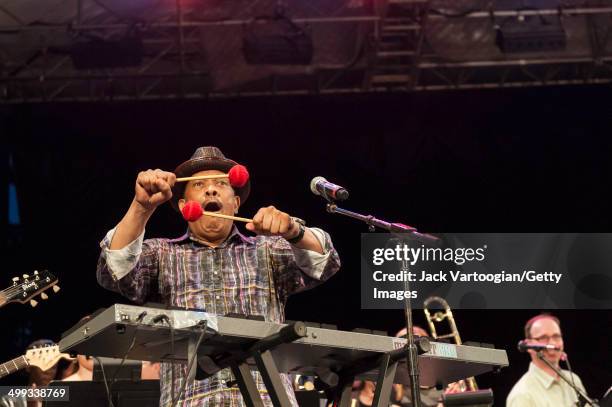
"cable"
93,356,115,407
151,315,175,356
171,320,209,407
109,311,147,391
321,23,368,90
563,353,581,404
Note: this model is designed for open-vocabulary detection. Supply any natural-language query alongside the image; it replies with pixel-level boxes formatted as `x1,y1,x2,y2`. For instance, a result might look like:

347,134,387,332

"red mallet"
227,164,249,188
176,164,250,188
181,200,253,223
181,200,203,222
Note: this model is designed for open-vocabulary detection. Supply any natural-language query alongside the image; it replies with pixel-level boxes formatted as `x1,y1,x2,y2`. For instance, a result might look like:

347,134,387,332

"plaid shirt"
97,226,340,407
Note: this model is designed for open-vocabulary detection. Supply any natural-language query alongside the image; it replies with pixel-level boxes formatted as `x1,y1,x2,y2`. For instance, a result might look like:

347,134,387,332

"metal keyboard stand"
197,321,308,407
332,339,431,407
59,304,510,406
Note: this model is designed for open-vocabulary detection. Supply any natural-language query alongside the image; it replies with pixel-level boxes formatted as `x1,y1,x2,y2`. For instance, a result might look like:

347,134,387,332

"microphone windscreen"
181,200,203,222
517,340,529,352
229,165,249,188
310,176,326,195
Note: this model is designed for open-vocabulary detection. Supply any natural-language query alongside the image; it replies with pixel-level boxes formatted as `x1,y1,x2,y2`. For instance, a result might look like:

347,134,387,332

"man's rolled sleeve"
96,227,160,304
100,227,145,280
290,227,336,280
270,227,341,301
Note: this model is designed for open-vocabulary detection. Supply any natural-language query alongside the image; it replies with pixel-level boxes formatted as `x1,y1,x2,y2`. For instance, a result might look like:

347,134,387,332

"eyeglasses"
531,334,563,342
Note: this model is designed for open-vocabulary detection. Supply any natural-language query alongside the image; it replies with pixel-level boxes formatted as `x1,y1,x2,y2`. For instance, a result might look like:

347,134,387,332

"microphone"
310,176,349,201
517,340,560,352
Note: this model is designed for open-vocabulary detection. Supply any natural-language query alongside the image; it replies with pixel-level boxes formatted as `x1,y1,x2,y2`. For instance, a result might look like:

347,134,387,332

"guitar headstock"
24,345,73,372
0,270,60,308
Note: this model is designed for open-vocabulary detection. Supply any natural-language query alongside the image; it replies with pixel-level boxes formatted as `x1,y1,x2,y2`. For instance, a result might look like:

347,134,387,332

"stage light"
495,13,566,53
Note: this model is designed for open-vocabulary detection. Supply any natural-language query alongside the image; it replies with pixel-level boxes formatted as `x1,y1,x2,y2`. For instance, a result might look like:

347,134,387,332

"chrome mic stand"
325,202,439,407
536,352,599,407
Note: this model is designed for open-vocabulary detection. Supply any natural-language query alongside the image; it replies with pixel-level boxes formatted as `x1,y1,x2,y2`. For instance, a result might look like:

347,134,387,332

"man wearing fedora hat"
96,146,341,406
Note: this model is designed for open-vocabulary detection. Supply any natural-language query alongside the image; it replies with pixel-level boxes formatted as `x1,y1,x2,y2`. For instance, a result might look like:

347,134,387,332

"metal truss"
0,1,611,103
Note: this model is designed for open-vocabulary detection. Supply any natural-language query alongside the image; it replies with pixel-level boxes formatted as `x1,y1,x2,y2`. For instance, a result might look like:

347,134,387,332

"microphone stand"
536,352,599,407
326,203,440,246
325,202,440,407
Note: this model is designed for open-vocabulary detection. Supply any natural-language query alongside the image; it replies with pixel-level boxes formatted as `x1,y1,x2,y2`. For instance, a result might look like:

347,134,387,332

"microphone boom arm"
325,203,440,246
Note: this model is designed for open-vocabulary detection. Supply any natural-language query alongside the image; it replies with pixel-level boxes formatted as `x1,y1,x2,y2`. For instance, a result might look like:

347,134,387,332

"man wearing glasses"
507,314,589,406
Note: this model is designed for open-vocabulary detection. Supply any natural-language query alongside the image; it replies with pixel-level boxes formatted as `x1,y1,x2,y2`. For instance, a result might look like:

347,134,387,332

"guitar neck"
0,356,28,379
0,290,7,308
0,286,12,307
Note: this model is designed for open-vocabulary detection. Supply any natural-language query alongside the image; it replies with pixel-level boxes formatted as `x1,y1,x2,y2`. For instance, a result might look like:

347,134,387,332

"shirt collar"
170,226,254,247
529,362,557,389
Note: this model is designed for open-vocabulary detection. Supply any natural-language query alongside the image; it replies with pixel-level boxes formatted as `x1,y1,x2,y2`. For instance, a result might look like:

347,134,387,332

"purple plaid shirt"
97,226,340,406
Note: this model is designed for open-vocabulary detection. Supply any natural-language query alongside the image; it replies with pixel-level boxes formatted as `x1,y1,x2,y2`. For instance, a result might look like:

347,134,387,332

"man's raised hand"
135,169,177,211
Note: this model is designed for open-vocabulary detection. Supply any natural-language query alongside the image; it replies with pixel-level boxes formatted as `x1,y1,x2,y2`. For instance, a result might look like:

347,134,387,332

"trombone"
423,296,478,392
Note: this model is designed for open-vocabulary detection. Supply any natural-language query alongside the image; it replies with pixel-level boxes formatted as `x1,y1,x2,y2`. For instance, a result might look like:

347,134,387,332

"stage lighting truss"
0,0,611,102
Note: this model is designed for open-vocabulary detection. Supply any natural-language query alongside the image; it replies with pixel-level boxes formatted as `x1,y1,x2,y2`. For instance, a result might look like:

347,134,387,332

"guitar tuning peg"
22,274,30,279
52,285,60,293
30,299,38,307
40,293,48,300
12,277,20,282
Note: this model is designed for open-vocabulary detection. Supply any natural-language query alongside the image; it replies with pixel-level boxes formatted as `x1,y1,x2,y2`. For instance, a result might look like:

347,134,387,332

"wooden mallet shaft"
176,174,227,182
202,211,252,223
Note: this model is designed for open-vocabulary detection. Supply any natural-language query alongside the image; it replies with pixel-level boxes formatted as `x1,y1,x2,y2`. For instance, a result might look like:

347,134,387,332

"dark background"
2,85,612,405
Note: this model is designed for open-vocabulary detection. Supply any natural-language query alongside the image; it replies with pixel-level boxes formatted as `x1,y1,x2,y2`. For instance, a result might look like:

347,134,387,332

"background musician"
507,314,589,407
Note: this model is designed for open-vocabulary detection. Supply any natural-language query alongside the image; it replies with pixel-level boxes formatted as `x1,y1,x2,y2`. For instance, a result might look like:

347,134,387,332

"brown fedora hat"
171,146,250,210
